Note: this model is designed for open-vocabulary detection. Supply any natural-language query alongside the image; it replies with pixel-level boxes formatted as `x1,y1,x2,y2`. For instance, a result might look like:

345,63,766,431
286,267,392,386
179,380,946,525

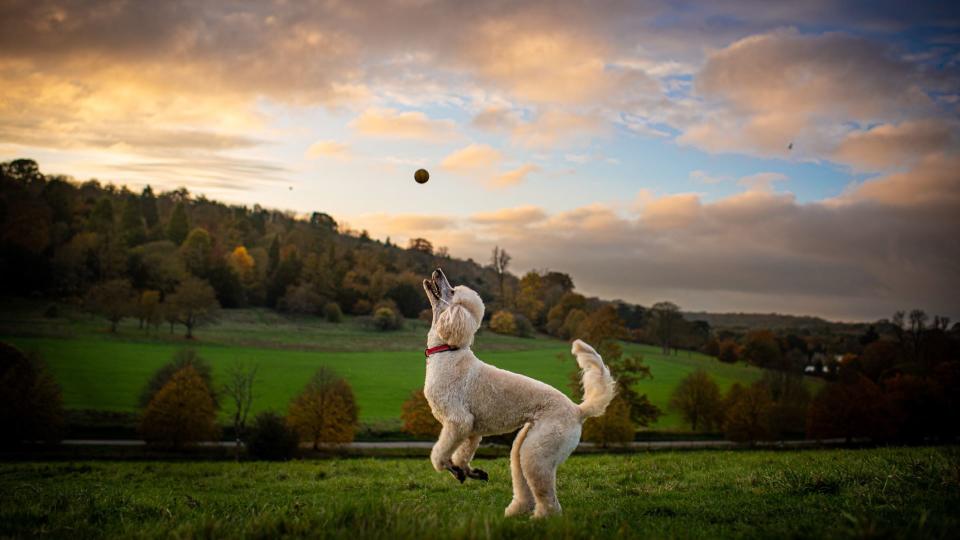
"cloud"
471,205,548,226
350,108,457,141
679,29,941,162
440,144,502,171
639,193,702,229
471,107,521,132
512,109,606,149
306,140,350,159
834,119,958,172
737,172,788,193
689,170,729,184
491,164,539,188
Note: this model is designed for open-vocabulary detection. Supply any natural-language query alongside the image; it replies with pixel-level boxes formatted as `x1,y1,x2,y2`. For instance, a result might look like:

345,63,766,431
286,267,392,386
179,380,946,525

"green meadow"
1,447,957,539
1,302,771,430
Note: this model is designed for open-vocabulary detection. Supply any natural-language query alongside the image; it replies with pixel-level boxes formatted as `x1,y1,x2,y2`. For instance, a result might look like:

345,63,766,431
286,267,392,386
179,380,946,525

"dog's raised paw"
467,468,488,481
447,465,466,483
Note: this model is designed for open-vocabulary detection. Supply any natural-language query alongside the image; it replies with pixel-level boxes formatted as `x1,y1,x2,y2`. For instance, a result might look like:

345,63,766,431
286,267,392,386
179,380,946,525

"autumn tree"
140,365,220,448
489,310,518,336
227,245,256,284
166,276,220,338
221,362,258,459
84,278,135,332
491,246,511,302
287,367,358,448
516,271,546,324
139,349,218,409
0,342,64,445
722,382,773,443
401,388,441,438
669,370,723,432
806,374,893,441
741,330,782,368
718,339,741,364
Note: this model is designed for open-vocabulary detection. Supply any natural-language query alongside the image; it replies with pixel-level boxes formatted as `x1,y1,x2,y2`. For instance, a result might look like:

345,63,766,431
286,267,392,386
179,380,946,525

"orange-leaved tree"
287,367,358,448
140,365,220,448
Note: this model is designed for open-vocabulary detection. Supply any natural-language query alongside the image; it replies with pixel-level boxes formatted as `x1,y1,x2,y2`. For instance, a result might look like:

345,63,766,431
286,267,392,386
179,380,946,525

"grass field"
0,302,776,430
1,447,957,538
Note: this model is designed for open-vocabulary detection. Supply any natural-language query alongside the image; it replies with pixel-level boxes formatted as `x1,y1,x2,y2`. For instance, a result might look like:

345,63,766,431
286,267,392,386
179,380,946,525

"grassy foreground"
0,304,772,429
1,447,958,539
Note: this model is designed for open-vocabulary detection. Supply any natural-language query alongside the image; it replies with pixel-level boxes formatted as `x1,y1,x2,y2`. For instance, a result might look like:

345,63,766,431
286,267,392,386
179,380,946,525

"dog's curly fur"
422,269,616,518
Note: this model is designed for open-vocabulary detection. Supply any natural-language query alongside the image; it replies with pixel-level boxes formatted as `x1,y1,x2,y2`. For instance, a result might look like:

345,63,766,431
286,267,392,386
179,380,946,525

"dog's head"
423,268,484,348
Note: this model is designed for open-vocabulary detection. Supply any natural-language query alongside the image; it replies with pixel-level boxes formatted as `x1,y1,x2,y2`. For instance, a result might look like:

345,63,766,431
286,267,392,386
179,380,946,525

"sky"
1,0,959,321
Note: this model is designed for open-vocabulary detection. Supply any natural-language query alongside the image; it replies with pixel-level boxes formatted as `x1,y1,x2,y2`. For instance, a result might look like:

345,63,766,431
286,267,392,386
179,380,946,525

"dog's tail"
571,339,617,420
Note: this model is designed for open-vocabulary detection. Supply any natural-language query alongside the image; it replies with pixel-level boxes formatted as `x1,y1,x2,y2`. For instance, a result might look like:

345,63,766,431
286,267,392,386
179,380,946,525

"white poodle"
422,268,616,518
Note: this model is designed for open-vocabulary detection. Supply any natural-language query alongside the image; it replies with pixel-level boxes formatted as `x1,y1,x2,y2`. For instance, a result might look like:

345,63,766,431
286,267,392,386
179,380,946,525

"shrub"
373,306,403,331
806,374,894,441
279,283,324,315
140,365,220,448
717,339,740,363
400,388,441,438
0,342,64,445
287,367,358,448
324,302,343,323
489,310,517,335
246,411,299,460
582,397,634,447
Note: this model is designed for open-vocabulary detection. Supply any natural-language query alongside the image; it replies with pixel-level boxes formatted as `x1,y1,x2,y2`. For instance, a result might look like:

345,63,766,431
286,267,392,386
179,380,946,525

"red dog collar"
425,344,459,358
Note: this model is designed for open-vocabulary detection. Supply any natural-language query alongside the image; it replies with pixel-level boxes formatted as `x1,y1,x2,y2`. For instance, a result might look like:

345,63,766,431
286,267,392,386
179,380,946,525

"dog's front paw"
467,468,488,481
447,465,467,483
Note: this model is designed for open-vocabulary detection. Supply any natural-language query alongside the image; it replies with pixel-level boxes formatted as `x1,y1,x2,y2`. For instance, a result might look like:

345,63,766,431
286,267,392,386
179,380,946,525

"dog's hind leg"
504,423,535,517
453,434,487,480
520,420,580,518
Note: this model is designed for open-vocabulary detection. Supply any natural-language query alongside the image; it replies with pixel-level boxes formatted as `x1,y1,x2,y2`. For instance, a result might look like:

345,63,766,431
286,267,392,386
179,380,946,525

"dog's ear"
436,304,476,348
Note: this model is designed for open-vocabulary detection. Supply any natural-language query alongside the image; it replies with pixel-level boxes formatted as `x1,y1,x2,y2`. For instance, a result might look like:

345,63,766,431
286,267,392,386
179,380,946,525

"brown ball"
414,169,430,184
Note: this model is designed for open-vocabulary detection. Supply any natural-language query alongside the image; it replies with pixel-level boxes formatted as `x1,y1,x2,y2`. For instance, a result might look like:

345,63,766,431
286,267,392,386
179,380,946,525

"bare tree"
491,246,511,303
222,362,258,460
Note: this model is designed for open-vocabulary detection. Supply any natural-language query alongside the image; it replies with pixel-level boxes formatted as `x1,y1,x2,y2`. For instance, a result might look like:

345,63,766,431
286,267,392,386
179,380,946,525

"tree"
179,227,213,277
741,330,782,368
401,388,441,438
324,302,343,323
491,246,511,302
647,302,682,354
140,185,159,229
722,382,773,443
287,367,358,448
120,195,146,246
140,365,220,448
718,339,740,363
139,349,218,409
167,201,189,244
166,277,220,338
221,362,258,460
516,271,546,324
137,290,161,330
0,342,64,445
84,279,135,332
407,237,433,254
806,374,893,442
670,370,723,432
246,411,299,460
227,246,256,284
582,397,634,447
489,310,518,335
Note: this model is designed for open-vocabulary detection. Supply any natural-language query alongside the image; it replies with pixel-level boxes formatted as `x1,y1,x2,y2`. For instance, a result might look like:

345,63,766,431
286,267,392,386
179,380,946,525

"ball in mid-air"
414,169,430,184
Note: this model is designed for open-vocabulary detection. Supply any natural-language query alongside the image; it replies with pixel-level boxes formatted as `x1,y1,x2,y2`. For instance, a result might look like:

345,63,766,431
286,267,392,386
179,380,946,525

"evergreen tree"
140,186,159,228
120,195,146,246
167,202,189,244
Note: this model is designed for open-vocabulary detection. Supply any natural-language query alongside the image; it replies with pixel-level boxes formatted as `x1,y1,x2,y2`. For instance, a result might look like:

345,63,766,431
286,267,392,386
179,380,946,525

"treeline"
0,159,511,336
